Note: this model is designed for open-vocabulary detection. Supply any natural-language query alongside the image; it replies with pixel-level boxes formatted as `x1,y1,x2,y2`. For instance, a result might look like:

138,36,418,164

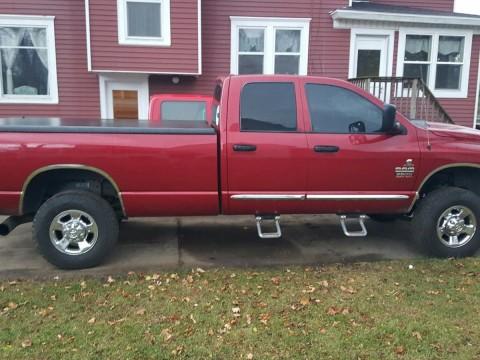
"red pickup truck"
1,75,480,269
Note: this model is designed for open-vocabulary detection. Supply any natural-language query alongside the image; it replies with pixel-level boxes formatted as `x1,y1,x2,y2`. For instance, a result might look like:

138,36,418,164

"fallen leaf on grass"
136,308,146,316
108,318,126,326
340,286,356,294
21,339,32,348
161,328,173,342
327,306,351,316
300,298,310,306
246,353,254,359
412,331,422,341
271,277,281,286
395,345,406,355
87,317,96,324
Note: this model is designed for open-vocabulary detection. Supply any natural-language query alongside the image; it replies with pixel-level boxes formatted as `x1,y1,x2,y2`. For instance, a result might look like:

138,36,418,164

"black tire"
412,187,480,258
33,190,119,269
368,214,398,222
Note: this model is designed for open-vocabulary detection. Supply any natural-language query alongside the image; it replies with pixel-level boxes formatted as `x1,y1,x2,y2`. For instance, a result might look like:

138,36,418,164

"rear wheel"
33,190,119,269
412,187,480,258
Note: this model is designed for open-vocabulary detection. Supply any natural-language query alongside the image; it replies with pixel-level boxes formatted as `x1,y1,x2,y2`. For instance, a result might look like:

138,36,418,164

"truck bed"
0,118,216,135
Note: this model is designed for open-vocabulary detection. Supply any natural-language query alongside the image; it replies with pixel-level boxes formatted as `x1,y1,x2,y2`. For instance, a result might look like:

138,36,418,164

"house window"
231,17,310,75
398,29,472,98
117,0,171,46
0,16,58,104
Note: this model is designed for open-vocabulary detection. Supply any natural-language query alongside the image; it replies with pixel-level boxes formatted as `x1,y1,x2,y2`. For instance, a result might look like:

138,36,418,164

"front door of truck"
301,79,421,214
225,79,309,215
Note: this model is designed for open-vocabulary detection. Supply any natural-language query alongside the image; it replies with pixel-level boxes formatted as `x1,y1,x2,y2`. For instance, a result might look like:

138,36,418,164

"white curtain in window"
0,27,25,94
438,37,463,60
28,28,48,69
405,36,431,55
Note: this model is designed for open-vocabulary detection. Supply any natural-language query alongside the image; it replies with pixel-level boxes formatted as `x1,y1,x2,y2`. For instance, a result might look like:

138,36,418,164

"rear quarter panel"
0,132,219,216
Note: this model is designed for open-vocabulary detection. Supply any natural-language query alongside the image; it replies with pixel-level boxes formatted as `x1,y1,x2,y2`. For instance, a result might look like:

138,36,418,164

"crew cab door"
225,78,308,215
301,79,421,214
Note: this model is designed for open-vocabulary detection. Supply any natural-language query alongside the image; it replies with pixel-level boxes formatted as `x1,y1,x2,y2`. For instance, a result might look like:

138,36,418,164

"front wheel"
33,190,119,269
412,187,480,258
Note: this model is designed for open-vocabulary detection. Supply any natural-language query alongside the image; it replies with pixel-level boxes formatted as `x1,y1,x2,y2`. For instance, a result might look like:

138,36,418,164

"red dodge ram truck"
1,75,480,269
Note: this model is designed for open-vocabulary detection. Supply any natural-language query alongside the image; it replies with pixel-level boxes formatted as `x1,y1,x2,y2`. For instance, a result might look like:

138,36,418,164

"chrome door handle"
233,144,257,152
313,145,339,153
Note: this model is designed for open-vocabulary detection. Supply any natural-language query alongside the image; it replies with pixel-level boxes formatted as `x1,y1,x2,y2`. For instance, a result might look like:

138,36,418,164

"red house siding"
372,0,453,12
89,0,200,74
151,0,350,94
0,1,100,119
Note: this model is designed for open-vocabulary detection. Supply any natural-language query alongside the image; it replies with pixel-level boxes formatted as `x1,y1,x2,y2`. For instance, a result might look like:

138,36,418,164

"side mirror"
382,104,402,134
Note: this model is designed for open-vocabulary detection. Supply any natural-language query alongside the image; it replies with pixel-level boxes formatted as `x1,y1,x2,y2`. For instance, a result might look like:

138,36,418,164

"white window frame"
230,17,311,75
396,28,473,99
117,0,171,47
0,15,58,104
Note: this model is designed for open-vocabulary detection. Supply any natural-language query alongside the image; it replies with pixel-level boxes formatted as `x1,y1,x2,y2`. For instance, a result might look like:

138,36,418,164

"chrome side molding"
231,194,410,201
231,194,305,200
306,194,410,200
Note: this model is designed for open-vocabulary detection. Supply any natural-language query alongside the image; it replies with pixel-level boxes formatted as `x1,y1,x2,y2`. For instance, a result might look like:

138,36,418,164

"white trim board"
474,51,480,128
332,9,480,30
85,0,92,71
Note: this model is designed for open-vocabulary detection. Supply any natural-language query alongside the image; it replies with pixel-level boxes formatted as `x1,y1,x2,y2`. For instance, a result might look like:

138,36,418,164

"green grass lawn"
1,259,480,359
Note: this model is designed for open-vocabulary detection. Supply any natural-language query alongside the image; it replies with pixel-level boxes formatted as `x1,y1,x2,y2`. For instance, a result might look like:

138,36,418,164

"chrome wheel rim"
49,210,99,255
436,205,477,248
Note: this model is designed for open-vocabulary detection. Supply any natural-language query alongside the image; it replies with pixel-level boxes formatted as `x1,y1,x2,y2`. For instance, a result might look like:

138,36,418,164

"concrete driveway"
0,214,426,278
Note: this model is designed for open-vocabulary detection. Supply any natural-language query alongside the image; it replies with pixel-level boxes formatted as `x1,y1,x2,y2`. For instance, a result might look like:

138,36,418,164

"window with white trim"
117,0,171,46
0,16,58,104
231,17,310,75
397,29,472,98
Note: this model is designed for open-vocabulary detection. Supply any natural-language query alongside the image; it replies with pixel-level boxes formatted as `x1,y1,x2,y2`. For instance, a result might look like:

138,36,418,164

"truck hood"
414,121,480,143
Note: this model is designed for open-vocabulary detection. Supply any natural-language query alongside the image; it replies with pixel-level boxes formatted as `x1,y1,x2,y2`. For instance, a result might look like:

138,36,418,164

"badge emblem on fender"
395,159,415,178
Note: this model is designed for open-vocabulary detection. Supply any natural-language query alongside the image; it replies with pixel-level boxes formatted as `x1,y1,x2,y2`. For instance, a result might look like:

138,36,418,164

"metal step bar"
256,215,282,239
340,215,368,237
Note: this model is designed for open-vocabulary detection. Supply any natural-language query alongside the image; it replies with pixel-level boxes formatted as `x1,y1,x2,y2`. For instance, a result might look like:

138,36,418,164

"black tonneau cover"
0,118,216,135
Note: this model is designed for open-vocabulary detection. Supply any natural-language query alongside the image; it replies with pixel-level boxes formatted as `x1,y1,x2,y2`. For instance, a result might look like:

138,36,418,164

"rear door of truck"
224,76,309,215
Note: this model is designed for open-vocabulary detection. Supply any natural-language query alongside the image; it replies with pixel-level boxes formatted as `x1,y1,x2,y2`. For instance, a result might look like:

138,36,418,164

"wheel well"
419,167,480,198
22,169,125,218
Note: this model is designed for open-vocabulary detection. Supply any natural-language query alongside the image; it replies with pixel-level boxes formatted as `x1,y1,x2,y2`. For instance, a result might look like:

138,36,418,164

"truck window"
240,82,297,132
305,84,383,134
161,101,207,121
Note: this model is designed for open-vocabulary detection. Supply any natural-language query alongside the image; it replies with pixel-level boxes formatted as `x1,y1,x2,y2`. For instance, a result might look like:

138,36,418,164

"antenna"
425,121,432,150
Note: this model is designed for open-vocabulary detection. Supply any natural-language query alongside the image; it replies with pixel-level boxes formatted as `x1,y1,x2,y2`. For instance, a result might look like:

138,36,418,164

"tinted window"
161,101,206,121
305,84,383,133
241,82,296,131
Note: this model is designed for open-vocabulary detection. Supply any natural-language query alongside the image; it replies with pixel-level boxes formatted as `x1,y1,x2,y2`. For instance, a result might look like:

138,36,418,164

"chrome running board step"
256,215,282,239
340,215,368,237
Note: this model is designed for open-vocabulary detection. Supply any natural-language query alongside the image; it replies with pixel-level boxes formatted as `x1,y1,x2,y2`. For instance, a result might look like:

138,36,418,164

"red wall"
372,0,453,12
0,1,100,119
150,0,350,94
89,0,200,74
